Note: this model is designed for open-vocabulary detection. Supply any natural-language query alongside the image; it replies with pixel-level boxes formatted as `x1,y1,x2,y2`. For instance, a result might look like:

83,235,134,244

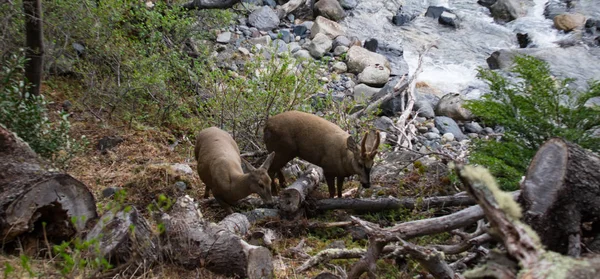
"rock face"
489,0,526,22
307,33,333,58
554,13,587,32
248,6,280,31
435,93,473,121
314,0,346,21
346,46,391,74
358,64,390,86
310,16,345,39
434,116,466,141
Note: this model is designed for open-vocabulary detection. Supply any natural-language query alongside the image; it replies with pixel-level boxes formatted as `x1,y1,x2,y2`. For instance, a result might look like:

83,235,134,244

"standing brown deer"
264,111,380,198
195,127,275,214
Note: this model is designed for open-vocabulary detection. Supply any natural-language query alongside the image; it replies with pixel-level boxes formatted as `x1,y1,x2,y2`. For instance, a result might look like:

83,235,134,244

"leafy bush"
466,55,600,190
196,49,324,151
0,52,84,161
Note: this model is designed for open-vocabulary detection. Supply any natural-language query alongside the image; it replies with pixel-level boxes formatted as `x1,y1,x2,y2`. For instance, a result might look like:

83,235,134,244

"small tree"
23,0,44,96
466,55,600,190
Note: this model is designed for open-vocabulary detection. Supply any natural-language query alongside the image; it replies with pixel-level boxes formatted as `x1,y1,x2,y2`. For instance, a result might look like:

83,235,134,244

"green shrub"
0,52,84,161
196,49,324,151
466,55,600,190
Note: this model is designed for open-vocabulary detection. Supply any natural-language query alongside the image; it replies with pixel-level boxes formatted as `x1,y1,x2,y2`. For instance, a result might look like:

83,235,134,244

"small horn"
360,131,368,156
370,130,381,157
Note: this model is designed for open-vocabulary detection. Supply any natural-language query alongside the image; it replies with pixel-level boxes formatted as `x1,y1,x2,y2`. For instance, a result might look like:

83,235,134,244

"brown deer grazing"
195,127,275,214
264,111,380,198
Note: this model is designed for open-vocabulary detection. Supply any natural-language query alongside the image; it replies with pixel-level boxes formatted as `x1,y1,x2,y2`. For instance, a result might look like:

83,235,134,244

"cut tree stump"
0,125,97,246
519,138,600,256
278,165,323,214
161,195,273,279
85,206,157,269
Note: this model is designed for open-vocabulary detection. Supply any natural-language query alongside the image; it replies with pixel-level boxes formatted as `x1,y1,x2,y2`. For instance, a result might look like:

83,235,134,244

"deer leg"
336,177,344,198
215,197,234,215
275,170,287,194
203,183,211,199
325,175,335,198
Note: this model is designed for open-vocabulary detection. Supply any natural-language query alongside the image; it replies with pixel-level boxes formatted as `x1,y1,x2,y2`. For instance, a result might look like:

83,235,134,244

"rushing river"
341,0,600,98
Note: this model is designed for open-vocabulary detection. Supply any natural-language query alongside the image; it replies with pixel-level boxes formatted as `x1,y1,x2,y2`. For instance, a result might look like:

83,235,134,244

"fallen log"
161,195,273,279
314,195,476,212
278,165,323,214
519,138,600,256
85,206,157,270
0,125,97,246
182,0,240,9
456,164,600,279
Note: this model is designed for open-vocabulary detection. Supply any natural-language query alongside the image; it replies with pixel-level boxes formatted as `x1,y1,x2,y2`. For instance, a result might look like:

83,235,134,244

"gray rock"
293,25,308,37
242,0,263,5
279,29,293,43
468,133,479,138
489,0,527,22
97,135,123,152
347,45,391,74
301,21,314,31
430,127,440,134
293,49,313,59
439,11,458,28
482,127,495,135
263,0,276,7
248,6,280,31
424,132,441,140
363,38,378,52
414,99,435,118
358,64,390,86
174,181,187,191
378,43,409,77
249,35,272,45
442,133,455,142
272,39,288,53
554,13,586,31
435,93,473,121
434,116,466,141
332,61,348,73
308,33,333,58
417,126,429,133
216,32,232,43
340,0,358,10
288,42,301,53
311,16,345,39
464,122,483,133
102,187,123,198
353,84,380,103
374,116,395,132
314,0,346,21
333,36,352,48
425,6,450,19
333,45,349,56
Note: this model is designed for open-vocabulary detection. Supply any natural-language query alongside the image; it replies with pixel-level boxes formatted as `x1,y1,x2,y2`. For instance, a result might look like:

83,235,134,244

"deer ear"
260,152,276,170
241,157,256,172
347,136,359,153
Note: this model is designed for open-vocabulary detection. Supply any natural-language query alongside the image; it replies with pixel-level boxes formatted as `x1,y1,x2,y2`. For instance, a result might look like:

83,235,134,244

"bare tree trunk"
520,138,600,256
23,0,44,96
0,125,97,247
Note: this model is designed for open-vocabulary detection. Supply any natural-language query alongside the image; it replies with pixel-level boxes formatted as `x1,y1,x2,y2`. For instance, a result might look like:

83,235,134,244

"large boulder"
314,0,346,21
339,0,358,10
346,46,391,74
554,13,587,32
434,116,467,141
248,6,280,31
353,84,380,103
434,93,473,121
307,33,333,58
358,64,390,86
378,43,409,77
310,16,346,39
489,0,526,22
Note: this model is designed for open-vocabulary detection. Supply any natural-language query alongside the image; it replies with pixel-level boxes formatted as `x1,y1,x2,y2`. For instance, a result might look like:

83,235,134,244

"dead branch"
298,248,366,273
349,76,407,120
314,195,476,212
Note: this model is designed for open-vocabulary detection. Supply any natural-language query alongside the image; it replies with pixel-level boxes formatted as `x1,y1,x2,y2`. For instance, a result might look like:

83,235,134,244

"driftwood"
85,206,157,271
276,0,314,19
279,165,324,214
314,195,476,212
519,138,600,256
182,0,241,9
161,195,273,279
455,163,600,279
0,125,97,246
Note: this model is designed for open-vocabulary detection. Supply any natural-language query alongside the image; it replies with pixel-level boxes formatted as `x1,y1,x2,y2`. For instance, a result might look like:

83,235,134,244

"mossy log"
161,195,273,279
519,138,600,256
0,125,97,247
